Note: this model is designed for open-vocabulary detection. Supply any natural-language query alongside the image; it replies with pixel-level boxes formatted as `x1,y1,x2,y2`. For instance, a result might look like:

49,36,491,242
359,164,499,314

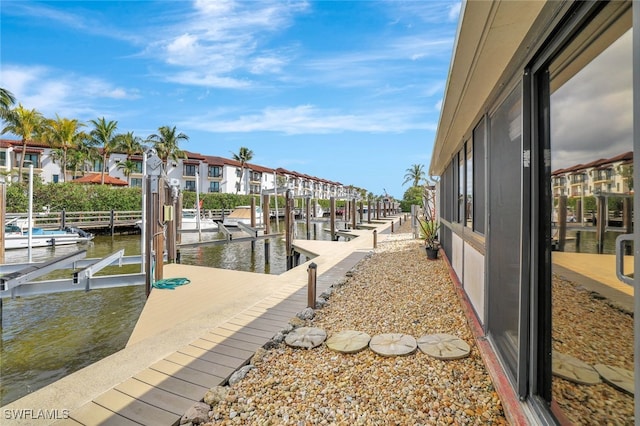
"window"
448,158,456,222
208,166,221,178
53,174,59,183
93,159,103,172
24,153,40,168
131,178,142,188
0,151,6,166
132,161,143,174
487,82,523,381
466,142,473,228
473,118,486,234
184,164,197,176
209,181,220,192
543,5,633,422
236,168,242,177
458,151,465,223
184,181,196,191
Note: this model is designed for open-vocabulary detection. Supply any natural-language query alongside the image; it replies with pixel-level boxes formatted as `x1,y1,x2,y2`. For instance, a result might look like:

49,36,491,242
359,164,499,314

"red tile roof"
71,173,129,186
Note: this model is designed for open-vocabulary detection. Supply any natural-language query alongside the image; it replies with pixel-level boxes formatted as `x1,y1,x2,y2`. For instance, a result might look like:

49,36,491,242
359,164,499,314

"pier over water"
1,216,401,425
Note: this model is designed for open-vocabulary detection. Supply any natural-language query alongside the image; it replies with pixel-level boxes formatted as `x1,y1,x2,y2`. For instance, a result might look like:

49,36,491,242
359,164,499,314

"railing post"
110,210,115,236
391,221,394,233
373,229,377,248
307,262,317,308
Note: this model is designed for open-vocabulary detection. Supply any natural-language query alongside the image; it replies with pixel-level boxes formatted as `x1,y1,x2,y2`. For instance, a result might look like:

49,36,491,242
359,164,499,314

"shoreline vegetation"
2,181,336,214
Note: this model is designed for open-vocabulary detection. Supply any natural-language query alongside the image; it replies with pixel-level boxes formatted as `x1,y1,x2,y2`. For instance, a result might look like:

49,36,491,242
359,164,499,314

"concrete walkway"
552,251,634,313
1,216,401,426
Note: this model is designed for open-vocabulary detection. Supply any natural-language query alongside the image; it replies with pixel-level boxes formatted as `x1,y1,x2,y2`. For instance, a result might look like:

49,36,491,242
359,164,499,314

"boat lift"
0,249,145,299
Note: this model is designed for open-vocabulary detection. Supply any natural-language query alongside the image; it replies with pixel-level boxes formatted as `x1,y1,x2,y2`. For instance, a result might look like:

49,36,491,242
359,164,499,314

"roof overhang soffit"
429,0,546,176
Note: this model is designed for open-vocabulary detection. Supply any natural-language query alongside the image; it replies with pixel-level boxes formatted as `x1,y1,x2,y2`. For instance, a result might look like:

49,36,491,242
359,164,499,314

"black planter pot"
425,246,438,260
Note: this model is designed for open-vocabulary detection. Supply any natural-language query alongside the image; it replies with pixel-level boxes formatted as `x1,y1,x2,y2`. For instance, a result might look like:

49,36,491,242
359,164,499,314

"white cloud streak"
183,104,436,135
142,0,309,88
1,65,139,119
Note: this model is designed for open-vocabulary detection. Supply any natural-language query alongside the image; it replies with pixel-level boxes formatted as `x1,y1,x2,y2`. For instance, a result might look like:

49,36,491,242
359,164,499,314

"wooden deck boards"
47,219,394,426
133,369,209,401
149,359,224,389
68,402,141,426
93,390,178,425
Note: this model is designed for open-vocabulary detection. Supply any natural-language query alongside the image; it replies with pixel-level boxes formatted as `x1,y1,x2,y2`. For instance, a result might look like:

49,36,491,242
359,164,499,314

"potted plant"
418,181,440,259
418,217,440,259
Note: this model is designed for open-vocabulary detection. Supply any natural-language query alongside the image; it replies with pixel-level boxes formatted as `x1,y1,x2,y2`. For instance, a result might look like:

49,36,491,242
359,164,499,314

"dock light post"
141,151,147,274
307,262,317,308
305,195,311,240
144,150,164,296
27,163,33,263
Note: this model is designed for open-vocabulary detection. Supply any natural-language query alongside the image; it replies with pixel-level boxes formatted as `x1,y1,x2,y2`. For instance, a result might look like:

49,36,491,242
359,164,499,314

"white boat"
222,206,263,227
180,209,218,230
4,223,94,250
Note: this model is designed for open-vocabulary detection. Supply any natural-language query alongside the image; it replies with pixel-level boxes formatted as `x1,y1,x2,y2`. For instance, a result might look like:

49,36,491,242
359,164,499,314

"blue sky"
1,0,461,198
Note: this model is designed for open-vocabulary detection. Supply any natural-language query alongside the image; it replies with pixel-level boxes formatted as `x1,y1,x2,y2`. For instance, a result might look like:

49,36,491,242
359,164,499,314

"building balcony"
592,178,612,184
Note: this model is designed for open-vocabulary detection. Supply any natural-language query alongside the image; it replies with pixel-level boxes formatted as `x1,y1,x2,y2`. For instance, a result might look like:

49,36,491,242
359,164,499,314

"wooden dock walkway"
1,216,400,426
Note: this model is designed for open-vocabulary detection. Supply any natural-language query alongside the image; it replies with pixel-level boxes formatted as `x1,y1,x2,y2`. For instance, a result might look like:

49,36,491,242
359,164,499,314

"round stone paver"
325,330,371,354
284,327,327,349
417,333,471,360
594,364,634,395
552,351,601,385
369,333,417,357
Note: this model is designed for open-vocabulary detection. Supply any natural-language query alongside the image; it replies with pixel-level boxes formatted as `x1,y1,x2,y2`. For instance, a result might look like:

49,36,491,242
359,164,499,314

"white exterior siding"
451,232,463,280
463,243,485,324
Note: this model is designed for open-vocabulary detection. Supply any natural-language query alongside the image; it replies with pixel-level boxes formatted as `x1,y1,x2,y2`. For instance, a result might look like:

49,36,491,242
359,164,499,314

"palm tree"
68,138,99,179
1,104,44,180
0,88,16,120
146,125,188,166
231,146,254,194
88,117,119,184
402,164,426,187
43,115,85,182
116,131,144,156
114,131,144,185
116,159,139,185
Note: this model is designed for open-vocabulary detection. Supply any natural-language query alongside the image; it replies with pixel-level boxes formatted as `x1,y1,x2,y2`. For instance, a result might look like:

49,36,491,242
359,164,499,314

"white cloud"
249,56,286,75
3,1,142,44
448,2,462,22
165,33,201,62
166,71,250,89
142,0,309,87
182,104,436,135
551,29,633,170
1,65,138,119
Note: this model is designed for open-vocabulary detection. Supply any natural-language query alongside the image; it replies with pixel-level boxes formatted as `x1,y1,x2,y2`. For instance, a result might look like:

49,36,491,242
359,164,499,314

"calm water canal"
1,220,333,405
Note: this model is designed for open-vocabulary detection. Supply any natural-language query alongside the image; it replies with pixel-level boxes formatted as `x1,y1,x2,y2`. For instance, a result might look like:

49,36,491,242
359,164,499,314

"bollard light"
307,262,317,308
